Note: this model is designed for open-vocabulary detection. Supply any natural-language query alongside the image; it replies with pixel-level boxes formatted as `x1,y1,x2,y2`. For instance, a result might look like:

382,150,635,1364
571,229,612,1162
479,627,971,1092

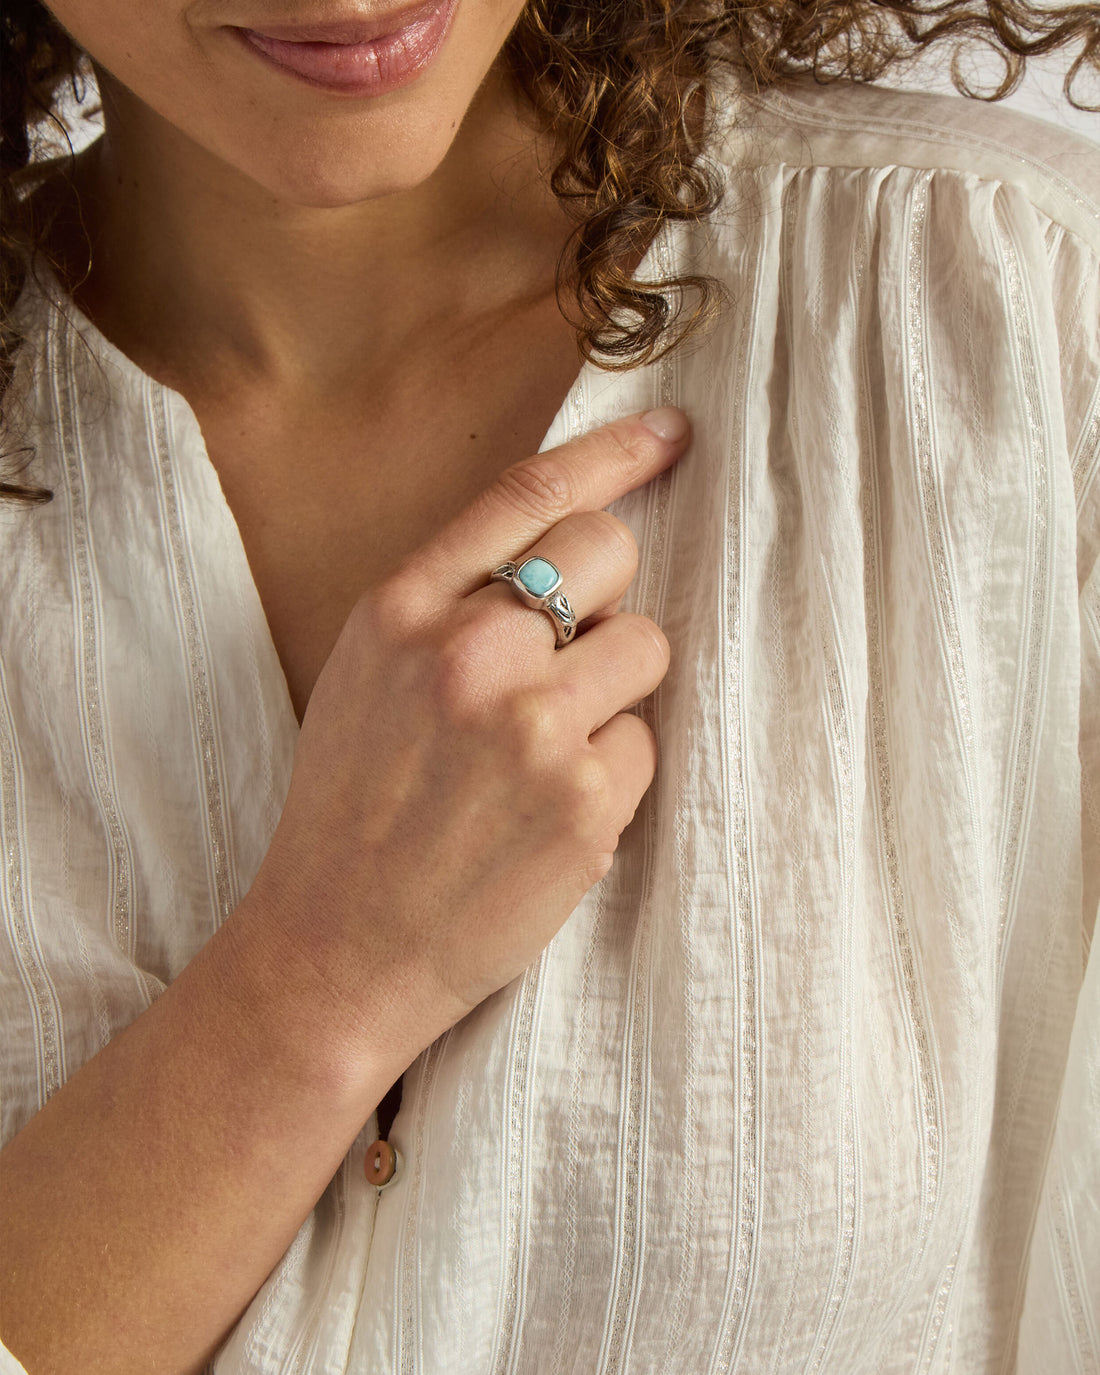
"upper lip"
237,3,439,44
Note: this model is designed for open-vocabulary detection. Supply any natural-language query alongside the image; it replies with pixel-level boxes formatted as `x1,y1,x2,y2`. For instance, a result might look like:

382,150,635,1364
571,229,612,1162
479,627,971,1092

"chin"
88,17,499,212
246,140,454,209
191,97,460,208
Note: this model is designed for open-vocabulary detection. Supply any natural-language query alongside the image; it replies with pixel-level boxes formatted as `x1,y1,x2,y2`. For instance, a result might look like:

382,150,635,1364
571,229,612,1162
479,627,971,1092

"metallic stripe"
906,173,981,862
770,170,823,1369
396,1032,449,1375
916,1243,960,1373
807,596,860,1372
857,174,943,1351
598,237,679,1371
657,262,701,1358
147,384,237,925
797,179,863,1372
568,363,587,440
547,362,610,1371
1059,226,1100,515
706,172,766,1375
1073,397,1100,517
992,195,1053,972
0,652,64,1103
548,892,609,1370
901,175,984,1360
51,323,135,959
524,347,593,1373
1049,1175,1099,1367
807,1079,859,1372
596,907,654,1374
914,173,998,1372
861,411,938,1338
286,1161,350,1373
488,956,546,1375
545,363,595,1367
660,763,701,1365
894,171,943,1237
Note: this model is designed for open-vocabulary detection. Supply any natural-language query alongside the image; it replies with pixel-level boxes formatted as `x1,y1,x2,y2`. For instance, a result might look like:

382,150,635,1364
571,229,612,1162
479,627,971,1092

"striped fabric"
1,74,1098,1372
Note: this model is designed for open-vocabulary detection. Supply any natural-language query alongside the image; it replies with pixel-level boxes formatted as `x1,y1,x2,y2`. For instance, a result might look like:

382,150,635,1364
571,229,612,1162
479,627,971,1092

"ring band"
489,557,578,648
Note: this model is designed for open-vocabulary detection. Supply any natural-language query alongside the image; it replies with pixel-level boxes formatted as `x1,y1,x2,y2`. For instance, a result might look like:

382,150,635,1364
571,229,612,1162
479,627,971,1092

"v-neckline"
30,218,673,736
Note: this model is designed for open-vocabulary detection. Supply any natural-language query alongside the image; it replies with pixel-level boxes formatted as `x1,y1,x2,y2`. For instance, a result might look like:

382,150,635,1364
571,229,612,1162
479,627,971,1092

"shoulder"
679,69,1100,599
709,70,1100,252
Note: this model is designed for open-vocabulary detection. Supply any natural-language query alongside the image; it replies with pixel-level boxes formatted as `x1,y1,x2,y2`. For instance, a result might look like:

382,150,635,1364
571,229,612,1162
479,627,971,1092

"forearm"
0,892,418,1375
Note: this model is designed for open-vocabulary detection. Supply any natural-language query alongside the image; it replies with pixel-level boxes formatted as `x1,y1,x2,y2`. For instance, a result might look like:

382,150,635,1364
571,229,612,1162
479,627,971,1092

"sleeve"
1017,220,1100,1369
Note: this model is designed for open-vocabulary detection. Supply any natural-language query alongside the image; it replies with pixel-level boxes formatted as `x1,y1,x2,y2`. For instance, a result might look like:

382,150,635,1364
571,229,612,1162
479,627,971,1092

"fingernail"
639,407,690,443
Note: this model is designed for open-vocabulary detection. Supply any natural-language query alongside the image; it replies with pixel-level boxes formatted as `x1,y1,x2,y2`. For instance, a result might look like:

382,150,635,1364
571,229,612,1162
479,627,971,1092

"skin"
39,0,597,721
0,2,689,1370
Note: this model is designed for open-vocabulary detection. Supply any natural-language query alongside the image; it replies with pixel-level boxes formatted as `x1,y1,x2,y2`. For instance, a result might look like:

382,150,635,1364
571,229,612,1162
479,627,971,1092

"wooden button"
365,1138,400,1189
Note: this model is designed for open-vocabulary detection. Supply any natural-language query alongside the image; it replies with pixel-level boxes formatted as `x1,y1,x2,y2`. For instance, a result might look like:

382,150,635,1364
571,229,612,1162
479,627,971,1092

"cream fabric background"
2,73,1098,1373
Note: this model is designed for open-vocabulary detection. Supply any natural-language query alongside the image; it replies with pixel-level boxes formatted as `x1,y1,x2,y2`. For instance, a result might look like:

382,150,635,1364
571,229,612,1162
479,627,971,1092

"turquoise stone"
517,558,559,597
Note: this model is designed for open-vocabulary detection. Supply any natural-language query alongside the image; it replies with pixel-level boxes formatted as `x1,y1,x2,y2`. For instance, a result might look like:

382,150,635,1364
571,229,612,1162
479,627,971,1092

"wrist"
215,872,449,1107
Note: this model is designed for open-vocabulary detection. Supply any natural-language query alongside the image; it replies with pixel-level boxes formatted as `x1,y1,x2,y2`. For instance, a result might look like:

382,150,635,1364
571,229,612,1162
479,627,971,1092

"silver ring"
489,557,578,648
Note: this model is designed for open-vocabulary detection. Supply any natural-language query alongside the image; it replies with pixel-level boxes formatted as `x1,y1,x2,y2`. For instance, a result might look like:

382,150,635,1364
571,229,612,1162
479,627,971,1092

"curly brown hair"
2,0,1098,503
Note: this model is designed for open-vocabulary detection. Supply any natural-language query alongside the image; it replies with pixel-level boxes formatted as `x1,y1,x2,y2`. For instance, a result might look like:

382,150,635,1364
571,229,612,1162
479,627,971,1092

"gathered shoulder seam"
716,73,1100,252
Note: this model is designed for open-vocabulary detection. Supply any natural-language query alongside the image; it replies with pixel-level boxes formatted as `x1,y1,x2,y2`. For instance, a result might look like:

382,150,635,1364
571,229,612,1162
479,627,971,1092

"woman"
0,0,1097,1369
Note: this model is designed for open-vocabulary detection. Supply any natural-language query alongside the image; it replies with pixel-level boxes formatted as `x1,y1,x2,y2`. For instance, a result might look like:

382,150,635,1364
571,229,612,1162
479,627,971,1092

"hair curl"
2,0,1098,503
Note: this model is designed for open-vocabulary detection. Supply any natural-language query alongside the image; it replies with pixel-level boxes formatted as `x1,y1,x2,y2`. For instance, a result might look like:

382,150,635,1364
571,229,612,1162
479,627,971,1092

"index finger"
402,408,691,599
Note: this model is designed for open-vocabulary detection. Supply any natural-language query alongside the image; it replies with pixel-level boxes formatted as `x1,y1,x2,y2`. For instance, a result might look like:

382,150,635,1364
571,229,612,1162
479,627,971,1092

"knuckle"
609,714,658,805
573,508,638,570
635,617,671,671
635,714,659,758
365,571,421,641
496,457,576,522
614,614,670,680
565,753,612,826
505,689,562,767
580,841,613,885
433,616,501,723
593,421,653,476
634,719,660,785
583,849,616,887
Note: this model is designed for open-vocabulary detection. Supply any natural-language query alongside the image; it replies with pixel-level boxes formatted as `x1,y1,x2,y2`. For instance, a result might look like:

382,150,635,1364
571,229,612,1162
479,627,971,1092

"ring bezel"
489,559,577,647
512,557,563,608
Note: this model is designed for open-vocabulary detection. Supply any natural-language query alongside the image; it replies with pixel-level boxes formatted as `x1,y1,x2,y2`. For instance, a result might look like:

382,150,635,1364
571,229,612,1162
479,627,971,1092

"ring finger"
475,508,638,647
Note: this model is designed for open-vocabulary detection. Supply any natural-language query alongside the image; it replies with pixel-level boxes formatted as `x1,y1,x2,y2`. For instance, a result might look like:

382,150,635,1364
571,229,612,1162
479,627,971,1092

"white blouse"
1,73,1098,1373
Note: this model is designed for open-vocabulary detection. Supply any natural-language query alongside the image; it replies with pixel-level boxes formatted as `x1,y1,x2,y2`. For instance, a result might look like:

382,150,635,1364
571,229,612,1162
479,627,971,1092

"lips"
234,0,458,94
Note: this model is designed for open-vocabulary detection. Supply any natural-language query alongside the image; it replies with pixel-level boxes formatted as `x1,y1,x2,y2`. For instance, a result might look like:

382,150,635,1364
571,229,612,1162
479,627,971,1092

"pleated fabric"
1,74,1097,1373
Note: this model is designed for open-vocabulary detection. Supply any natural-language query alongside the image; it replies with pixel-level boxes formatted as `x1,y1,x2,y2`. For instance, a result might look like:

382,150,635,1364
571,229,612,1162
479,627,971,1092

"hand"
245,407,690,1062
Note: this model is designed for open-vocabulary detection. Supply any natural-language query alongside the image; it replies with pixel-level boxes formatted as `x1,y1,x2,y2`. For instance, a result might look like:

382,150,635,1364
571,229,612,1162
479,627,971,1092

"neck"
53,63,574,403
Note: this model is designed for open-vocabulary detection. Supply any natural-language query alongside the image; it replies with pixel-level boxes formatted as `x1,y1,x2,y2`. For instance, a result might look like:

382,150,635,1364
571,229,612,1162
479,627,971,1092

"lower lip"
235,0,458,96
